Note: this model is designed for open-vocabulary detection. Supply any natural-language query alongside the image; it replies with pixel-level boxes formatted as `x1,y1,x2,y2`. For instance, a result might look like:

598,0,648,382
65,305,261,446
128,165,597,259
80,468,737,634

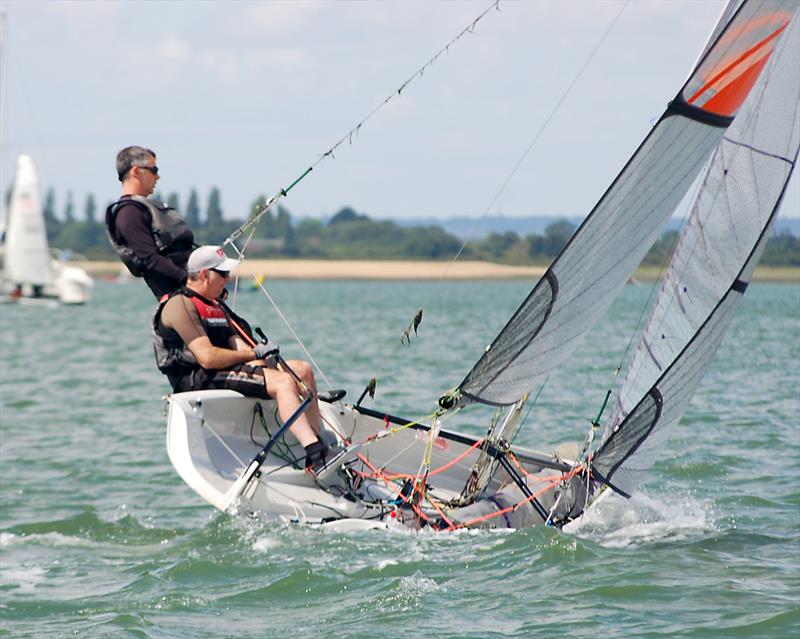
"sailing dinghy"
1,155,93,305
165,0,799,531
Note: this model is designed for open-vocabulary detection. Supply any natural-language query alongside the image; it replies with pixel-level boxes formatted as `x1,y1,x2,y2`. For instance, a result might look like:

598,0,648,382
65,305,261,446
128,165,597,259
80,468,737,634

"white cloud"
157,35,191,64
238,0,325,40
197,49,241,83
1,0,795,222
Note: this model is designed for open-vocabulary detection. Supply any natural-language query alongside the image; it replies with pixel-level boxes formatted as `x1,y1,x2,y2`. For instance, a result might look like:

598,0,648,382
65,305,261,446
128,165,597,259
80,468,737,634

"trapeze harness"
105,195,194,277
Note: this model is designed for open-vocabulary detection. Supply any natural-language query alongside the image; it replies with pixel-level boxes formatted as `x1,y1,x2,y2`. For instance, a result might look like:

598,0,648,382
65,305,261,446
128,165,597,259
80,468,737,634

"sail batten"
455,0,795,409
594,5,799,496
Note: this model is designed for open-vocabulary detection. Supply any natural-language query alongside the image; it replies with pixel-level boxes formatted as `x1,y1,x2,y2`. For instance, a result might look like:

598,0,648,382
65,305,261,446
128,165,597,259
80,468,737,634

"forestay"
453,0,795,408
593,4,800,497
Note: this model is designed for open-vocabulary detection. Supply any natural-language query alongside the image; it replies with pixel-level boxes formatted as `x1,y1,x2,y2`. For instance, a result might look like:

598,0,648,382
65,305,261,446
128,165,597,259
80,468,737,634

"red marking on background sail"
688,12,790,117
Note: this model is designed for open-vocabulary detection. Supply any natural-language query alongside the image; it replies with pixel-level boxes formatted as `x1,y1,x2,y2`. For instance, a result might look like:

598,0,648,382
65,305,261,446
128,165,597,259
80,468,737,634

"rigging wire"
438,0,632,280
227,244,337,391
223,0,502,251
227,0,633,420
589,5,799,452
356,0,632,406
221,0,504,388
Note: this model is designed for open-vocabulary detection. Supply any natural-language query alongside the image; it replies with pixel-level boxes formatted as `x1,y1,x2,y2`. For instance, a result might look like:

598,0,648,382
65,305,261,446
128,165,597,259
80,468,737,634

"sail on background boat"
452,0,796,409
1,154,93,304
3,154,53,291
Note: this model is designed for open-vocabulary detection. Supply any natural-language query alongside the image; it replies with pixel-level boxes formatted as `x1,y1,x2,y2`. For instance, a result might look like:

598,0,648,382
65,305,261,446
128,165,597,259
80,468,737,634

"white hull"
1,259,93,305
0,294,59,308
166,390,592,529
49,262,93,304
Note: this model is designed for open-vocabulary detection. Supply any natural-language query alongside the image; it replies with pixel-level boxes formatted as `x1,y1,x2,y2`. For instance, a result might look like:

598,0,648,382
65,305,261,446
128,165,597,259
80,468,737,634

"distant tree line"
27,187,800,266
36,187,241,259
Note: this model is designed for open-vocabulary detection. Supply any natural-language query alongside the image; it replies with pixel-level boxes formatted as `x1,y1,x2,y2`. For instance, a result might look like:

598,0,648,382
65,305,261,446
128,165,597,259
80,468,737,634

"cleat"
318,389,346,403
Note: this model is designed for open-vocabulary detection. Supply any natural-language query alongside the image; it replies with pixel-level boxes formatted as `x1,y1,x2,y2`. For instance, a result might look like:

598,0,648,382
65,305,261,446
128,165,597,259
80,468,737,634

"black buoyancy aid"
105,195,194,277
152,289,235,379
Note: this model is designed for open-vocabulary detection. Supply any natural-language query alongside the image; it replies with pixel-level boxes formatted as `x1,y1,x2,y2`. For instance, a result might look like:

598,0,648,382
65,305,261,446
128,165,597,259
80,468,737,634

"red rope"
227,314,257,348
446,464,585,531
355,453,437,528
358,437,484,482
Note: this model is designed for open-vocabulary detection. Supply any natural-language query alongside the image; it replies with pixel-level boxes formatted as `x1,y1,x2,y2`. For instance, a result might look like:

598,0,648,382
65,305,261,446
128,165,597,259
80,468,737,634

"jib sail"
593,5,799,497
454,0,795,408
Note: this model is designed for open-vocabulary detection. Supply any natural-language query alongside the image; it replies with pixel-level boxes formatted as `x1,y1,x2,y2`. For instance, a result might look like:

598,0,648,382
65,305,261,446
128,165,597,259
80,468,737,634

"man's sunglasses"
138,165,159,176
210,268,230,277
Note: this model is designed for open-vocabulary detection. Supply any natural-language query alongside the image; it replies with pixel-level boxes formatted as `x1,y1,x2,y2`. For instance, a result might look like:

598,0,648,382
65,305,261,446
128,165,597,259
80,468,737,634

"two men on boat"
106,146,330,472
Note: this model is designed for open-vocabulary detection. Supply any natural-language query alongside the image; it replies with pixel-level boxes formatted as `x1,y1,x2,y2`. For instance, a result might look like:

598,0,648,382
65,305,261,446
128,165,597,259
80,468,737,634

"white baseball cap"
187,245,239,273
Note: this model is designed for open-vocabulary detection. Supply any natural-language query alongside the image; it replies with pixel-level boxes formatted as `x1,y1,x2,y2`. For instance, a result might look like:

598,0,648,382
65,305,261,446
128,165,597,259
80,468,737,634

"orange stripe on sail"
699,55,770,117
689,18,789,117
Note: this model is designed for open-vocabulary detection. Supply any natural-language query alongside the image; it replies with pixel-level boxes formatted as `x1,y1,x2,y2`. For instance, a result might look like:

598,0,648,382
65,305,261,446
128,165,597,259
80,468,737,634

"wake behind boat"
166,0,799,531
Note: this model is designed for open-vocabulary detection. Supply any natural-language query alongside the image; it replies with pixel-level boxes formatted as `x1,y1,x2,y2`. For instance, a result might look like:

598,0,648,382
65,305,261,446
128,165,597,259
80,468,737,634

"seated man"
153,245,328,472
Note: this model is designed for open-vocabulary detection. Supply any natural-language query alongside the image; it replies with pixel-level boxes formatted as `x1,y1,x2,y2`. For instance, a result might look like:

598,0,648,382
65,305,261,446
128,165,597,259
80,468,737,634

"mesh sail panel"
460,120,724,404
457,1,789,407
594,295,741,496
596,9,799,496
460,273,556,403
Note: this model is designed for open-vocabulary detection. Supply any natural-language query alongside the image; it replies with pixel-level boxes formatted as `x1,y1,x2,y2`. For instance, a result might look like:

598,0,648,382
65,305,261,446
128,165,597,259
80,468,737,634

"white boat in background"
51,249,95,304
1,154,93,305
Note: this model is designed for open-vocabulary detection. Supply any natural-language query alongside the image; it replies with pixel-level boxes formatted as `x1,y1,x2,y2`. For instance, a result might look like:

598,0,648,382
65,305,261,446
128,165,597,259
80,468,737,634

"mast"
0,11,8,246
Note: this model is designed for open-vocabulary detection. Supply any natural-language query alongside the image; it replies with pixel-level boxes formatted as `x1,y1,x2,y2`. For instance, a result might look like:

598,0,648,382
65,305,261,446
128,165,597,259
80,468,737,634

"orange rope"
424,491,455,529
227,313,257,348
355,453,436,527
447,464,585,531
350,445,584,532
359,437,484,482
507,451,565,483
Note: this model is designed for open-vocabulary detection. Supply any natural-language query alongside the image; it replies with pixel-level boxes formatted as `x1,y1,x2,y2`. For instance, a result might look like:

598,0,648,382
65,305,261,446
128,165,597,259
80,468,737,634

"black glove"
254,339,279,359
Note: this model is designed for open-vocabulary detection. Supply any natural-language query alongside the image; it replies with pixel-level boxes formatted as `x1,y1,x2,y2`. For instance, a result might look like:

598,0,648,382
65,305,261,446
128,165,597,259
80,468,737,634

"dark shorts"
175,364,269,399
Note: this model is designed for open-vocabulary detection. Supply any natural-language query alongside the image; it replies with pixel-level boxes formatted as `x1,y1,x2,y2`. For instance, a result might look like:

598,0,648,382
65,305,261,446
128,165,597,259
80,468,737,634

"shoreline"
77,259,799,282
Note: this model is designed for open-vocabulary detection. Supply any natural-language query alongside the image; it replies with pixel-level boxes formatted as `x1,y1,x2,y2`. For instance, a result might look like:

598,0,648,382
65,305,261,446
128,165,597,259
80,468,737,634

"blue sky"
1,0,797,224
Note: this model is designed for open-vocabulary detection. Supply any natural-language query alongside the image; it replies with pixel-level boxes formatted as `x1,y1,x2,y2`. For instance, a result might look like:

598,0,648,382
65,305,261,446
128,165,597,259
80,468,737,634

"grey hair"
186,271,202,282
116,146,156,182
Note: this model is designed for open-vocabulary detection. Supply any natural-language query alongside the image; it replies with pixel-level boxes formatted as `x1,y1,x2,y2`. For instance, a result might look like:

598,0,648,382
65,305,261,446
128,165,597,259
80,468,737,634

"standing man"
153,245,330,472
105,146,195,299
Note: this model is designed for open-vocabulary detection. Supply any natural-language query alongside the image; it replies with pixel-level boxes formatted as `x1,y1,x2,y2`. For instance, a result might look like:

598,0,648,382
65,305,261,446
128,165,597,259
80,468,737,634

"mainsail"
592,6,799,497
4,155,53,287
452,0,795,408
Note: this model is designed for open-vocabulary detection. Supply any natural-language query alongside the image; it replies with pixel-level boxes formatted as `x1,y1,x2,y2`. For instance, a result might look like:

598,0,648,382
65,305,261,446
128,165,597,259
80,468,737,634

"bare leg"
284,359,321,435
262,367,317,447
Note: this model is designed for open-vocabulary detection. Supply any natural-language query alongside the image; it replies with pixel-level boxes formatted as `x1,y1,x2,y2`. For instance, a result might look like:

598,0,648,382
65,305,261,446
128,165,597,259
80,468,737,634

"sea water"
1,278,798,638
